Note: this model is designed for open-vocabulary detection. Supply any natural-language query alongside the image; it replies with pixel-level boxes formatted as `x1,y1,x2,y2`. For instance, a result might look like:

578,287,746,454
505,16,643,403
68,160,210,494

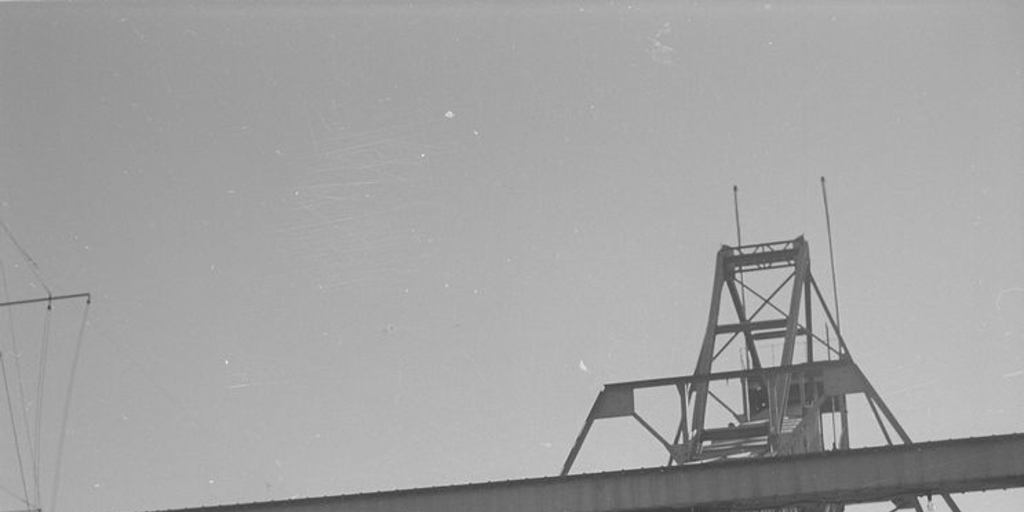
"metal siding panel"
593,387,635,419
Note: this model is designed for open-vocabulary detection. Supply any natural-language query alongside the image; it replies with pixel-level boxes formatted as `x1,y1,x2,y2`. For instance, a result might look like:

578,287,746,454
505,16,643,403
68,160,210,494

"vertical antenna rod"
732,185,746,309
820,177,841,332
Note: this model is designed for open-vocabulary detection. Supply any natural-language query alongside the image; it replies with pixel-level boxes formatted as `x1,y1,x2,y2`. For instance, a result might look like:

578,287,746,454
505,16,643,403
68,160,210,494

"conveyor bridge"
153,236,1024,512
163,433,1024,512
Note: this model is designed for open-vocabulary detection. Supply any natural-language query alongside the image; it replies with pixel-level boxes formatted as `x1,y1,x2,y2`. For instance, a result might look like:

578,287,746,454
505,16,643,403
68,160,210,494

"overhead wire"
49,296,90,512
0,258,38,509
33,301,52,508
0,216,55,508
0,481,32,510
0,217,91,511
1,350,32,508
0,218,52,298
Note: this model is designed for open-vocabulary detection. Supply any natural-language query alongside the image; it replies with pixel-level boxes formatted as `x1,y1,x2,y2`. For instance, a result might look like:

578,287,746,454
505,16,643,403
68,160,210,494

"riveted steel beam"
162,433,1024,512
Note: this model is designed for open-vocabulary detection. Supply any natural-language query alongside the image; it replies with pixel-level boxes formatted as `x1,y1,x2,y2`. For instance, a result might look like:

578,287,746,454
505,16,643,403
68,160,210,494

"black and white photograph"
1,2,1022,512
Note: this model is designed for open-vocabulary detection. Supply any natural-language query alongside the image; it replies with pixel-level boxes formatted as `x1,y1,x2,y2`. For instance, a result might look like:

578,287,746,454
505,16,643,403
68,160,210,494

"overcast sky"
1,2,1022,512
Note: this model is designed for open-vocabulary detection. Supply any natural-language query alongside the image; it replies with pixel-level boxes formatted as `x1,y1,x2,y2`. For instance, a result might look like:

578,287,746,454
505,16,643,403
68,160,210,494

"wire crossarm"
0,291,90,512
0,292,91,310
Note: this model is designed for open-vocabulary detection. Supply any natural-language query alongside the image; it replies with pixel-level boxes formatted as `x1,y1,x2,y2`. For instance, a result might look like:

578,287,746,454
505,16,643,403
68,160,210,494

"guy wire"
1,350,32,508
0,258,38,499
0,218,51,298
32,301,52,508
49,296,91,512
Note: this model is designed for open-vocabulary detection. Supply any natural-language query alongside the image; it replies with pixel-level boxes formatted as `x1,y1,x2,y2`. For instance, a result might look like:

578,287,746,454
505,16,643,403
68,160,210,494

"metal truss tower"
140,234,1024,512
561,236,962,512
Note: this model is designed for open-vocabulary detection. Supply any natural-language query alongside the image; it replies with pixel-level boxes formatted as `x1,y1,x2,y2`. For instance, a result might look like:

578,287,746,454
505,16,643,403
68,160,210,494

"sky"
0,1,1022,511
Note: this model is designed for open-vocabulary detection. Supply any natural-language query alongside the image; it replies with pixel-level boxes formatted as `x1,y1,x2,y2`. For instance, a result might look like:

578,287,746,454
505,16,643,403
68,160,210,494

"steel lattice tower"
561,237,962,512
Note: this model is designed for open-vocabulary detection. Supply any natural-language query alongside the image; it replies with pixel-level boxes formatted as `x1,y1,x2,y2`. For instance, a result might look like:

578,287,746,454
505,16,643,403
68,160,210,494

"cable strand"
0,218,52,297
32,302,52,508
1,351,33,508
0,258,39,504
49,297,90,512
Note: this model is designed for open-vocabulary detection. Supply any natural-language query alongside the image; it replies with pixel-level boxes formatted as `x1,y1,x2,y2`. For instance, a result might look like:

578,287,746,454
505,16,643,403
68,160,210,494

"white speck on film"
648,22,674,65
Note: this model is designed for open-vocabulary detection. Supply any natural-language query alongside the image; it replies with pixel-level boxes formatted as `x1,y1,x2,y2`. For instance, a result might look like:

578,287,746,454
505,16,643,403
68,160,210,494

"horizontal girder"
715,318,790,334
161,433,1024,512
602,358,854,391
